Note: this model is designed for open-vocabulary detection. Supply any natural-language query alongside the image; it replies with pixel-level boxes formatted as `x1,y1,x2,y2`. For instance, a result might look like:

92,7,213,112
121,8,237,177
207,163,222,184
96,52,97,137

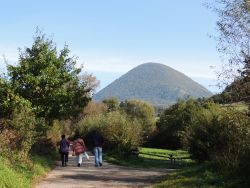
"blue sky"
0,0,222,92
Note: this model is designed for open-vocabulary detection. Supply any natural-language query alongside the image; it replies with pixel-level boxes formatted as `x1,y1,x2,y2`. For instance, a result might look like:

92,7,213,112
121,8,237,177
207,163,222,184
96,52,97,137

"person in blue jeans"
93,130,104,167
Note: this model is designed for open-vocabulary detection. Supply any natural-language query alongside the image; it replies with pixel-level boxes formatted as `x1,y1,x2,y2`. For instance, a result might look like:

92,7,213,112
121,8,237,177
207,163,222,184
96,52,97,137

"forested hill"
94,63,212,106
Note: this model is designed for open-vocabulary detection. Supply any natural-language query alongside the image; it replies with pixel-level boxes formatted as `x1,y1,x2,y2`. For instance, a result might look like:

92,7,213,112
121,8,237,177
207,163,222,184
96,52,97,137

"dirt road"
35,154,170,188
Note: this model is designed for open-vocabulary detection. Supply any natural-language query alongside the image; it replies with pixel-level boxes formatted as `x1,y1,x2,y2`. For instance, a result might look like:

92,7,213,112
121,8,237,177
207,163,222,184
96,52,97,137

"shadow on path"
36,154,170,188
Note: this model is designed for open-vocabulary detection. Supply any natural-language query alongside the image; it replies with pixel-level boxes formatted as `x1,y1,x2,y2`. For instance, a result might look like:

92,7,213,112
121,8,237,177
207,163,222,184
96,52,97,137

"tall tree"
7,31,91,121
209,0,250,85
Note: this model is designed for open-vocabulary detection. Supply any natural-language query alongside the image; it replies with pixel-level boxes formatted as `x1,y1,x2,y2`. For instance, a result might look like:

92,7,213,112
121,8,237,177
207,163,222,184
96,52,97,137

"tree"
120,99,155,137
82,101,107,116
81,72,100,97
0,77,31,118
102,97,120,112
155,98,202,149
7,31,91,121
209,0,250,86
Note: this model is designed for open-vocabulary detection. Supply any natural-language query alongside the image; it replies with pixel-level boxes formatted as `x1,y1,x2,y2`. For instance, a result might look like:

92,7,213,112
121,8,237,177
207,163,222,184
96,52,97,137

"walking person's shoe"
99,163,102,167
77,163,81,167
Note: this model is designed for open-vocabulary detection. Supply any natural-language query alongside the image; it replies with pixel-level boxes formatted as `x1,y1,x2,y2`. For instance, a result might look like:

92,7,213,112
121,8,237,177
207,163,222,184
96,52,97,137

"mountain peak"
94,63,212,106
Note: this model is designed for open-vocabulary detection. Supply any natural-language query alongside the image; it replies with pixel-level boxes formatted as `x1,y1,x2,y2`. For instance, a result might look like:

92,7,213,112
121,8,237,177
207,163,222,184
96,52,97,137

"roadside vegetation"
105,147,192,169
0,31,94,187
0,0,249,186
0,154,55,188
154,163,246,188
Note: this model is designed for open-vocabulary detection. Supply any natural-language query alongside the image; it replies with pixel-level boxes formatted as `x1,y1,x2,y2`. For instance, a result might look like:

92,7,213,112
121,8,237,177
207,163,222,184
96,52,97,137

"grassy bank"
0,153,56,188
104,147,192,169
105,147,247,187
154,162,248,188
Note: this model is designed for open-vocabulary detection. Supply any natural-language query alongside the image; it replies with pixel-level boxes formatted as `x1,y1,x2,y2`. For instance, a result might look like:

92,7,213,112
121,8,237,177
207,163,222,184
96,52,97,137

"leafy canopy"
8,31,90,121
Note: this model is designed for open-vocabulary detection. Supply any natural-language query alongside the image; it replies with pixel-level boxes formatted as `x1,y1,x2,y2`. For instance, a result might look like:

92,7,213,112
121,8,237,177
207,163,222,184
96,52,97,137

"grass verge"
104,147,193,169
154,162,248,188
105,147,248,187
0,153,57,188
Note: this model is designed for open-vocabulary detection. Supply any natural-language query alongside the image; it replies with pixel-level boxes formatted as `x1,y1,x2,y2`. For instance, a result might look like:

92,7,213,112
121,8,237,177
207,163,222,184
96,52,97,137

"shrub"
0,105,37,162
214,109,250,171
182,103,223,162
10,107,37,160
120,100,156,137
184,105,250,172
82,101,107,116
154,98,202,149
76,111,143,152
102,111,143,152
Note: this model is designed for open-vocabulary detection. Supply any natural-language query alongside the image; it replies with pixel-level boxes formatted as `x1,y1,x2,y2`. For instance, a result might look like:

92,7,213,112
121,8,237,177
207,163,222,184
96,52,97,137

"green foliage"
7,31,90,121
102,97,120,112
120,99,156,136
209,0,250,86
103,111,143,152
155,96,250,182
0,156,30,188
105,147,192,169
11,107,37,159
75,114,103,140
211,77,250,104
184,107,250,171
155,162,245,188
155,98,202,149
76,98,156,152
82,101,107,116
46,120,63,148
182,104,224,162
0,77,31,118
139,147,191,164
76,111,143,152
0,106,37,162
0,154,56,188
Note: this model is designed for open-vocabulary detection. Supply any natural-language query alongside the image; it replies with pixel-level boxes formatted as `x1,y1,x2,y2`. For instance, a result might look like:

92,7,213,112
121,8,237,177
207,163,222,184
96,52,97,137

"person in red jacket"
73,138,87,167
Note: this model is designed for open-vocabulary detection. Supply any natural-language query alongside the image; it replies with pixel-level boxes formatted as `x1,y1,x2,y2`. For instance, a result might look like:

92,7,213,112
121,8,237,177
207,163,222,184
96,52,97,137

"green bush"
120,99,156,137
0,106,37,162
11,107,37,160
184,105,250,174
182,103,223,162
213,109,250,172
102,111,143,152
154,98,202,149
76,111,143,152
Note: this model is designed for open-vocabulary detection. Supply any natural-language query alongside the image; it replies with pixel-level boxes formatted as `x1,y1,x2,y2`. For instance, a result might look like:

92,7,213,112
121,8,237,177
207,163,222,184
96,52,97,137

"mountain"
94,63,213,106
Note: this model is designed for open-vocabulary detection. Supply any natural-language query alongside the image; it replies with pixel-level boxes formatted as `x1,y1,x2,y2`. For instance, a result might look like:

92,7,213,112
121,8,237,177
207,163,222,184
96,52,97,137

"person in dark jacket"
93,130,104,167
59,135,70,167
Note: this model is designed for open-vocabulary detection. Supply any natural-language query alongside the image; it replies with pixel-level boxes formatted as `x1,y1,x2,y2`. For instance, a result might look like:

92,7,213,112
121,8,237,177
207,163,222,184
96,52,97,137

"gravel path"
35,153,170,188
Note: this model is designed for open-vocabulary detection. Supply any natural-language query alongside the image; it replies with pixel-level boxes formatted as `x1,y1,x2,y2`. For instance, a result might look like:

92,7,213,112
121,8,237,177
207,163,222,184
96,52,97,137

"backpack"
60,139,69,153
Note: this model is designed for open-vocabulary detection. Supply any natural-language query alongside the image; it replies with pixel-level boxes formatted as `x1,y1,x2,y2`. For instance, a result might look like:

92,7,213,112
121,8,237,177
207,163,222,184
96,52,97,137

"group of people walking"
59,131,104,167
